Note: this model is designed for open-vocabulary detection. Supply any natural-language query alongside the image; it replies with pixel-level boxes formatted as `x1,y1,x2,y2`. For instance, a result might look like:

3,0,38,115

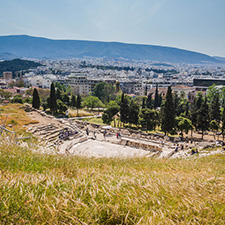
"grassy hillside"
0,104,225,224
0,144,224,224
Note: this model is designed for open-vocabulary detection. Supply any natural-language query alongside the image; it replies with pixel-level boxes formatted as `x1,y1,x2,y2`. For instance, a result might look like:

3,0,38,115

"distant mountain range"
0,35,223,64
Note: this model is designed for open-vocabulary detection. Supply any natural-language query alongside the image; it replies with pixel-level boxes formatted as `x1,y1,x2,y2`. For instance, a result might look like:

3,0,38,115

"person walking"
103,130,106,140
86,128,89,136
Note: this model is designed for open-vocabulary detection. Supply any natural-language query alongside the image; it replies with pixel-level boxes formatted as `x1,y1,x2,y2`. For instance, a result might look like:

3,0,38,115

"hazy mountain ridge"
213,56,225,63
0,35,220,64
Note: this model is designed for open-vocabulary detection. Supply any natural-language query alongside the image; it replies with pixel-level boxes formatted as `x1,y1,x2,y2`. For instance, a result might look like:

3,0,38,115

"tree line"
32,83,82,116
102,84,225,139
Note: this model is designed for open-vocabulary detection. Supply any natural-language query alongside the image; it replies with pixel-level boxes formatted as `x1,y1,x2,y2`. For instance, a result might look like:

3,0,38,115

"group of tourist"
59,129,78,140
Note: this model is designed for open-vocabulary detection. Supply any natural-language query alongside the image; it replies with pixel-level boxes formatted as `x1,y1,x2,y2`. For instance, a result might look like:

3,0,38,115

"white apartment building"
26,75,57,88
65,74,116,95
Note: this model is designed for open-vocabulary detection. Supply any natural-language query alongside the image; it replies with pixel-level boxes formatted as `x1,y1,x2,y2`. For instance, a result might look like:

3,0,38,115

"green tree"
190,92,203,129
154,84,159,109
56,89,62,100
120,93,130,124
139,108,157,131
142,97,146,109
66,85,71,94
210,120,219,140
173,92,180,116
0,89,12,101
42,101,48,111
222,105,225,139
83,96,101,110
146,93,153,109
49,83,57,115
197,97,210,139
11,95,23,104
32,88,40,109
54,82,64,91
144,85,148,96
76,94,82,116
115,81,120,92
93,82,115,103
57,99,68,114
177,116,193,137
61,92,70,105
128,100,139,125
161,86,175,135
102,101,120,125
206,84,219,103
209,93,221,124
71,95,76,108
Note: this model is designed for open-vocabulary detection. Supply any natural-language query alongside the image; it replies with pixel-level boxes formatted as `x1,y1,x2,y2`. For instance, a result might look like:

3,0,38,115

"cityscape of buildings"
1,57,225,100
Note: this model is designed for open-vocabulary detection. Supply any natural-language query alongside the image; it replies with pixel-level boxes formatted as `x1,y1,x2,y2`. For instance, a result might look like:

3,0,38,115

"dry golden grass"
69,108,93,117
0,141,224,224
0,104,39,135
0,104,225,224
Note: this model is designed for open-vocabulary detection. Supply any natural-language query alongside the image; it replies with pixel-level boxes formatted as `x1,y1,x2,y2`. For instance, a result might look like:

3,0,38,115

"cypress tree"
49,83,57,115
210,94,221,124
158,93,162,107
71,95,76,108
185,101,190,118
32,88,40,109
76,94,82,116
120,93,129,124
146,93,153,109
142,97,146,109
161,86,175,135
222,104,225,139
190,92,203,129
197,97,210,139
128,100,139,125
154,84,159,109
144,85,148,96
173,92,180,116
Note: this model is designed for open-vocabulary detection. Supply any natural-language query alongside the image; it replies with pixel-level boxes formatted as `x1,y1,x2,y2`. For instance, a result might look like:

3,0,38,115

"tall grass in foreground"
0,142,225,224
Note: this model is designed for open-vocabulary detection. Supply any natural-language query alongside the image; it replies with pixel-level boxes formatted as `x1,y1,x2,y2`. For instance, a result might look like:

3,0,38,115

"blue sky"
0,0,225,57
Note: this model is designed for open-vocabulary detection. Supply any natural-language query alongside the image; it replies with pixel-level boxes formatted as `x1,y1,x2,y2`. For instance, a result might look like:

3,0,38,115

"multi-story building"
65,74,116,95
3,71,13,80
120,81,143,95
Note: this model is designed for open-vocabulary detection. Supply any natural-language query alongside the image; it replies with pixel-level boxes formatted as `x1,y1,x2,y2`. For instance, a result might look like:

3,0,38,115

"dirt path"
26,111,62,128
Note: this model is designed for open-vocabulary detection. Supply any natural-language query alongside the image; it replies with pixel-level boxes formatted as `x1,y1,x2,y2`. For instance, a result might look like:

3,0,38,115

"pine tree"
71,95,76,108
120,93,129,124
56,89,62,100
161,86,175,135
140,108,157,131
49,83,57,115
32,88,40,109
154,84,159,109
197,97,210,139
76,94,81,116
210,94,221,124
